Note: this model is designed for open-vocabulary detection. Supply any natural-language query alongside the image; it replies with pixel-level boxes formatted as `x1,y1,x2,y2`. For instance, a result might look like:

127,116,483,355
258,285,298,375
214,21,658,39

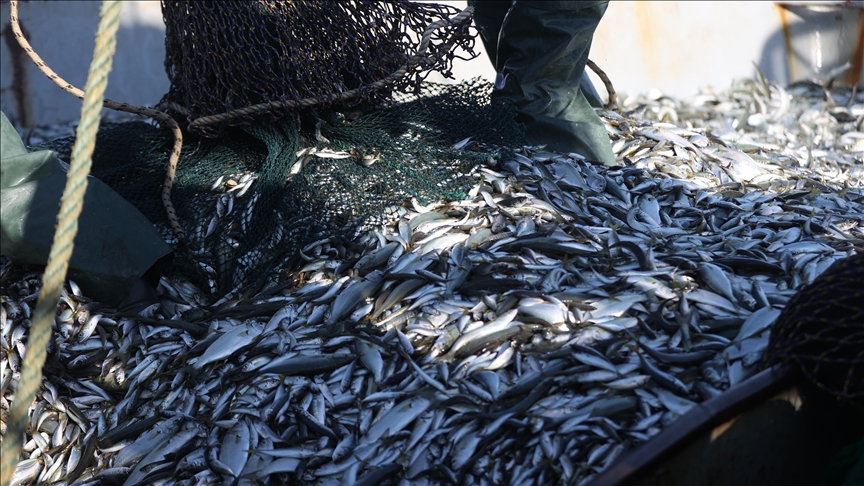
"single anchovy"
636,337,715,365
259,353,355,375
637,351,690,397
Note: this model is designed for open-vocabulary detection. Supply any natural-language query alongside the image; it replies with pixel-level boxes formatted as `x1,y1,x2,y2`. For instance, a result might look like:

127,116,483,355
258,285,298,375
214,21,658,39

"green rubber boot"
469,0,616,165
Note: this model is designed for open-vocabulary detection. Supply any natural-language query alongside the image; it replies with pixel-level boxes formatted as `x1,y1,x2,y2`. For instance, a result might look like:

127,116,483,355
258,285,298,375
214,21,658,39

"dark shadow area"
27,79,521,301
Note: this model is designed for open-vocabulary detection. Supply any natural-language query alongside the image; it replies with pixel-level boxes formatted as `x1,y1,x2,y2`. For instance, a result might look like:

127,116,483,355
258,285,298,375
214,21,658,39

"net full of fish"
1,77,862,486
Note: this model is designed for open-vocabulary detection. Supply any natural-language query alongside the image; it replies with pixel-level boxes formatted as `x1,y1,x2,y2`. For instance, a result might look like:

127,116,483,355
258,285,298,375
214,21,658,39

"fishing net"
159,0,479,138
30,79,524,302
763,252,864,407
26,0,525,301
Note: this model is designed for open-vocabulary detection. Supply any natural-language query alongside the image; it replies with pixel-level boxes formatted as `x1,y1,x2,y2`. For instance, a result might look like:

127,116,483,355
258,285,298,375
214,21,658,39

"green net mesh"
30,79,525,301
159,0,478,138
763,252,864,407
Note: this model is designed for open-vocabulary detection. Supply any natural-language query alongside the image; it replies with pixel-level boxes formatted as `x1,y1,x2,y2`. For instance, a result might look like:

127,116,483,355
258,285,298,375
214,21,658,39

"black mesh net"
30,79,525,302
763,252,864,406
159,0,479,138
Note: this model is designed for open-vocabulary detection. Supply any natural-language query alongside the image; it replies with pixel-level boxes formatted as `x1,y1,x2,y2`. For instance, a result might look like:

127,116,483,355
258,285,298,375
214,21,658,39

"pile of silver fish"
2,77,862,486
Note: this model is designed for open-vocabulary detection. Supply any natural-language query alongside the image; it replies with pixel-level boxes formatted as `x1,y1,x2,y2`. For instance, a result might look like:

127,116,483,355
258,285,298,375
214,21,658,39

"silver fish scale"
3,80,863,486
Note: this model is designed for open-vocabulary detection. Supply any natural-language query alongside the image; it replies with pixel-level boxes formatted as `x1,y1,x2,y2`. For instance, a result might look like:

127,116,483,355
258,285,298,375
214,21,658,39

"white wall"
588,1,789,99
430,1,864,100
0,1,168,127
2,1,861,127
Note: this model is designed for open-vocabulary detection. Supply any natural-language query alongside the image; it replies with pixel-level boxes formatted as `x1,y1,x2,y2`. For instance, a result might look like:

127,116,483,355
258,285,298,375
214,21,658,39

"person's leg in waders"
468,0,616,166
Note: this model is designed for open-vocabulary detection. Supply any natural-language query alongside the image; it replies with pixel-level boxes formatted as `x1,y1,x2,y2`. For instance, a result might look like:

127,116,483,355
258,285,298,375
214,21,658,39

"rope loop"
1,2,121,484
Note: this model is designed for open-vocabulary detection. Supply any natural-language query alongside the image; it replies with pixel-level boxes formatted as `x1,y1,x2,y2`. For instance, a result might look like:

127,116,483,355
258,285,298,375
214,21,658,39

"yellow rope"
0,2,121,484
8,1,187,245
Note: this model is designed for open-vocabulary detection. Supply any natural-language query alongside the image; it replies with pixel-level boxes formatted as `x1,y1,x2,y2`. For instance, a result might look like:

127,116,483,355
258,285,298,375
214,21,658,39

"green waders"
1,111,172,306
469,0,616,166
